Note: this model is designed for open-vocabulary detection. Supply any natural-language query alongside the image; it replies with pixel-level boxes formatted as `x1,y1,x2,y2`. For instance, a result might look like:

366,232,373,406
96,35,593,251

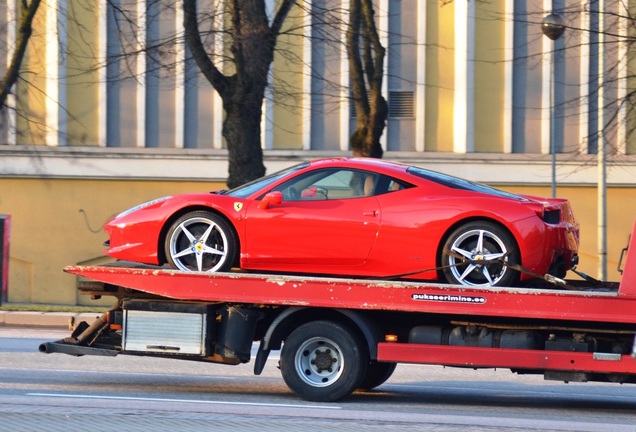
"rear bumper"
517,220,579,281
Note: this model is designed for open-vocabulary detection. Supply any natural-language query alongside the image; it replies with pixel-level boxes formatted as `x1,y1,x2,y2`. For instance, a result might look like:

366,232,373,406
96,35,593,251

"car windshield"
406,166,528,201
224,162,310,198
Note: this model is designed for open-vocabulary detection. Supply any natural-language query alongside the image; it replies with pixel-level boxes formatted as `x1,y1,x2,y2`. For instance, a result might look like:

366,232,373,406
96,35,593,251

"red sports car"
104,158,580,287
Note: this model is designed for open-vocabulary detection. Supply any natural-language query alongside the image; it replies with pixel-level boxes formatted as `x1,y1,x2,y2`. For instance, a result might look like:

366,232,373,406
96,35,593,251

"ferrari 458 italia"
104,158,580,288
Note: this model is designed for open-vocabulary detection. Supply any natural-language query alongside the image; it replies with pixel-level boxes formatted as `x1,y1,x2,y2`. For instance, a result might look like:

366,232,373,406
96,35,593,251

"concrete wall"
2,176,224,306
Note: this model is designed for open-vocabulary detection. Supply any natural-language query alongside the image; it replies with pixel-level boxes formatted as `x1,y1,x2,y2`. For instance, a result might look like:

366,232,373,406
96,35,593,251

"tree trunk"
347,0,387,159
223,92,266,188
0,0,42,111
184,0,296,187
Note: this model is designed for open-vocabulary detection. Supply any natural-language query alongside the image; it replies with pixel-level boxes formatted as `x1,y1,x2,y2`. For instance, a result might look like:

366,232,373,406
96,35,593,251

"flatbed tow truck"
41,220,636,402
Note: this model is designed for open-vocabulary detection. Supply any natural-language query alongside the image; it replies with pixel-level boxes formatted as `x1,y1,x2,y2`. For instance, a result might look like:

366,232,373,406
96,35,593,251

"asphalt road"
1,327,636,432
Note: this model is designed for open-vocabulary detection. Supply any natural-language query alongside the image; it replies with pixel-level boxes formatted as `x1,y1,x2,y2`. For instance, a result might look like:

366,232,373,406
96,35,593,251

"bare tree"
346,0,386,158
183,0,389,186
183,0,297,188
3,1,389,181
494,3,636,157
0,0,42,111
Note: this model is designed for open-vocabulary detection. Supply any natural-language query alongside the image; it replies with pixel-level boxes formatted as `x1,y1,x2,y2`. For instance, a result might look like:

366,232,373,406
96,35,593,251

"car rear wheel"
165,211,238,272
441,221,519,287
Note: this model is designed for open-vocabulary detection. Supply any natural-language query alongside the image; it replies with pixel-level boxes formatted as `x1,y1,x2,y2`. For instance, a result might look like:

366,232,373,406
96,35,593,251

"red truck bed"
65,264,633,324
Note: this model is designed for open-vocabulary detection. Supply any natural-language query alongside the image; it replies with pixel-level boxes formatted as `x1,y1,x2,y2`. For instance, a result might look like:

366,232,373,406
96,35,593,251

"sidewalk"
0,310,103,328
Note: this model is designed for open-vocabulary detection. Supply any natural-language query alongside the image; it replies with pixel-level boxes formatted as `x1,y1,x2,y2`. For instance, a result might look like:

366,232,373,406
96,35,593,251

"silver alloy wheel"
168,216,228,272
294,336,344,388
448,228,509,287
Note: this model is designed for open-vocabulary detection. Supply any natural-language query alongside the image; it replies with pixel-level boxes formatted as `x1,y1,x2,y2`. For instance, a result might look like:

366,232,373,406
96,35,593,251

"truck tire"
280,320,369,402
358,361,397,391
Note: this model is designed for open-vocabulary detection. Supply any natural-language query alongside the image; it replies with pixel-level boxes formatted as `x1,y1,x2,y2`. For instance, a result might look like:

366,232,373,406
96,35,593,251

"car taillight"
527,202,561,224
543,208,561,224
527,202,545,220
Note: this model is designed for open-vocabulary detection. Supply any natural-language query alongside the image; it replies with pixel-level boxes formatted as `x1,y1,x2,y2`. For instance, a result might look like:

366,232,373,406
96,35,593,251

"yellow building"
0,1,635,305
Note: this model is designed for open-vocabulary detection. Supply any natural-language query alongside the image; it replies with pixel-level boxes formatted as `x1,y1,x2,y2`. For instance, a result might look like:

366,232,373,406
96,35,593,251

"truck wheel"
358,361,397,391
280,320,369,402
165,211,238,272
441,221,520,287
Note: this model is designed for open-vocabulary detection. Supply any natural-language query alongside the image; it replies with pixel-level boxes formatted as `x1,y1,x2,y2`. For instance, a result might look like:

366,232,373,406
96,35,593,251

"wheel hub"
295,337,344,387
471,248,492,264
312,348,336,372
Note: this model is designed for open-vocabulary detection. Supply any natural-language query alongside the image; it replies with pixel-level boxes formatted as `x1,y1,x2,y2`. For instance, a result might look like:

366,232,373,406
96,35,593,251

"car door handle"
363,210,379,217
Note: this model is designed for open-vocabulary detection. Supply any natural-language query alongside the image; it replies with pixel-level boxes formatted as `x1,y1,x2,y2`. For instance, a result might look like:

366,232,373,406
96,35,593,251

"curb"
0,311,102,328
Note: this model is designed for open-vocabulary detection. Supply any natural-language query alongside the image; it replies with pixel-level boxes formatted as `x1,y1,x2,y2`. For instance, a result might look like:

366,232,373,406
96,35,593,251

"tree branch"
270,0,297,36
183,0,230,97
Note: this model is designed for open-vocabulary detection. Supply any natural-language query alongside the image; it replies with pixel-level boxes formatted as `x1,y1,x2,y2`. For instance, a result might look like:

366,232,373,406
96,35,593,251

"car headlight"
115,196,172,219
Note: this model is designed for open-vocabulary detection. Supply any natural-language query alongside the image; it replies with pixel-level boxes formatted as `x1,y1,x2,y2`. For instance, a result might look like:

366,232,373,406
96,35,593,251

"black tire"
280,320,369,402
358,361,397,391
441,221,519,287
164,210,238,272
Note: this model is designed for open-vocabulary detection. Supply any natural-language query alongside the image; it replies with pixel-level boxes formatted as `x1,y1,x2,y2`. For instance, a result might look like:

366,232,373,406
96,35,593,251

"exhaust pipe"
38,339,119,356
38,342,56,353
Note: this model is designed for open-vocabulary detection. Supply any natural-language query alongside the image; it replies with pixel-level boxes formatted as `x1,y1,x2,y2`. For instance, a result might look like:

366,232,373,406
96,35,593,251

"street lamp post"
542,13,565,199
597,1,607,281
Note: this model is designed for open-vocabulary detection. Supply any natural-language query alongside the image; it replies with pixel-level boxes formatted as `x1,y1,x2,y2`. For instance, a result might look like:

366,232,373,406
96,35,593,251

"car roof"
308,157,410,174
306,158,530,202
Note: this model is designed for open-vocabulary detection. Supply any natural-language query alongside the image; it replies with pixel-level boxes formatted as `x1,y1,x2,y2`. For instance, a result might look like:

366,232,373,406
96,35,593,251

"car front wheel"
164,211,238,272
441,221,519,287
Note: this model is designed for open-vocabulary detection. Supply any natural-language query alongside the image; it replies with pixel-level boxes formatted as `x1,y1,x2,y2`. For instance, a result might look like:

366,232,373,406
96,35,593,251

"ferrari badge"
234,202,243,212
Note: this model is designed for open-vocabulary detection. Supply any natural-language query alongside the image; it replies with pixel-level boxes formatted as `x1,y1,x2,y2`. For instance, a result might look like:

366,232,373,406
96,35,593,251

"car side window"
273,169,362,200
272,168,409,201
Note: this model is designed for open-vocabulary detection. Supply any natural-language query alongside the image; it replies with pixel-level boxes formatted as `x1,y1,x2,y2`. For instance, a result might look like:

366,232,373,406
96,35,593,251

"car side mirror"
258,191,283,209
